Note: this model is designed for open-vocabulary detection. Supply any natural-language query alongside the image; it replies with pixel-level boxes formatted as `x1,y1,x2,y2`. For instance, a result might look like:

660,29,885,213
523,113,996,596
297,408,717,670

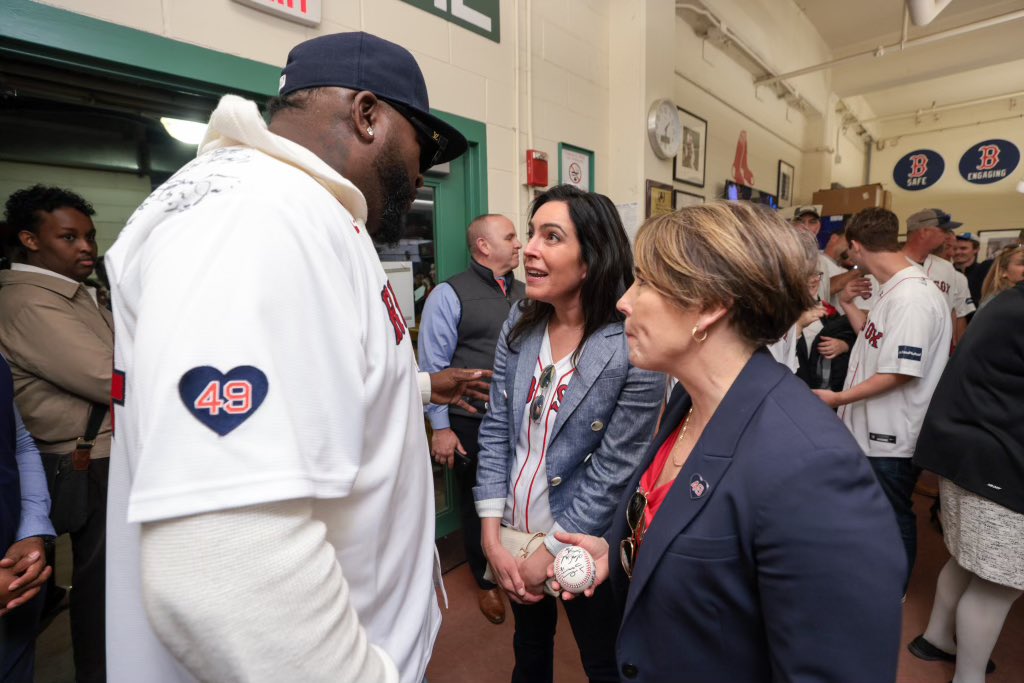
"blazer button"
622,663,639,679
549,476,562,487
591,420,604,431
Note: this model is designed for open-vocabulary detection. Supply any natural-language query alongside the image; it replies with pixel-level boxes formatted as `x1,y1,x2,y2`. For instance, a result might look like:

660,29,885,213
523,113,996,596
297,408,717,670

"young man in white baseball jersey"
104,33,488,683
814,208,951,592
856,209,975,345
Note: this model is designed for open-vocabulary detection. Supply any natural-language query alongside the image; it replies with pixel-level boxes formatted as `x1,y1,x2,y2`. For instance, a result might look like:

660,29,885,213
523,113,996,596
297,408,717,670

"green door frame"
2,0,488,540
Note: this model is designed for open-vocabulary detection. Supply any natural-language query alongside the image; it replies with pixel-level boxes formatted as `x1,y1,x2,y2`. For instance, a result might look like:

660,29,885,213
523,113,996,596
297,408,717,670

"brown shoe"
478,587,506,624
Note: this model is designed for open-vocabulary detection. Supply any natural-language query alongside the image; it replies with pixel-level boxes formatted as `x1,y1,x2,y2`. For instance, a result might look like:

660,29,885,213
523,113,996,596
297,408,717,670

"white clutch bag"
482,527,546,584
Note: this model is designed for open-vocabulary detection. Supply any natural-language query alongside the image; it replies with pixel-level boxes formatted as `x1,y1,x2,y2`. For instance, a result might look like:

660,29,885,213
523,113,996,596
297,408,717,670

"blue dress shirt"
13,407,55,541
417,283,461,431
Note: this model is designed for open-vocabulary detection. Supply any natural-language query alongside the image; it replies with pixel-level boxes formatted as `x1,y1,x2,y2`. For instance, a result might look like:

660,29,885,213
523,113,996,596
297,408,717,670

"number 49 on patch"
179,366,269,436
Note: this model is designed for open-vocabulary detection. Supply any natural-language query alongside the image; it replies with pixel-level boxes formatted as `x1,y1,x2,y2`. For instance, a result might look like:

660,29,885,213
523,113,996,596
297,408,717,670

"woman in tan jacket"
1,184,112,683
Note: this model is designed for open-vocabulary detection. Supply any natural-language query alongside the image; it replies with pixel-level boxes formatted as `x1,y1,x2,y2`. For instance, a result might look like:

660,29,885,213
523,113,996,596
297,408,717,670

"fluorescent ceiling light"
160,117,208,145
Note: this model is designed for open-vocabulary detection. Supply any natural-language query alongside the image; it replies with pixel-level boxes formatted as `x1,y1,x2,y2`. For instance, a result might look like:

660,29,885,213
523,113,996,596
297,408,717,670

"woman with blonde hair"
979,244,1024,308
549,201,905,682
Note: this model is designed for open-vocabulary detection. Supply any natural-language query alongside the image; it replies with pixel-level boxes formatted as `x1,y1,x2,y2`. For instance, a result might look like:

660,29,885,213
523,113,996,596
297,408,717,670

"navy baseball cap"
279,32,468,171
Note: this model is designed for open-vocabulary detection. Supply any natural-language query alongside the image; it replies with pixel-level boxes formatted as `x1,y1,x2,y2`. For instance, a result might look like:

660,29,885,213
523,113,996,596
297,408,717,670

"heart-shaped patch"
689,473,709,500
178,366,269,436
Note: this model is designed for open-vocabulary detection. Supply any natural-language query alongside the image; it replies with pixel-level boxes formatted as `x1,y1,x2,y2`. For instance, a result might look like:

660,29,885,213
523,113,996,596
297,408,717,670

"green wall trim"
0,0,280,98
431,110,488,282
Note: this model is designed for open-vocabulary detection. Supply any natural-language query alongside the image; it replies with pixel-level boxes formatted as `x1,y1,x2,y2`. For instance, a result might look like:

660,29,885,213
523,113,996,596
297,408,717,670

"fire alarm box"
526,149,548,187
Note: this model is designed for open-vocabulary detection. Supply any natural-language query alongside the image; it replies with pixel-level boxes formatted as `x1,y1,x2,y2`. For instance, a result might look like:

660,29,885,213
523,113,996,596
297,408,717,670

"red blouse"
638,419,683,529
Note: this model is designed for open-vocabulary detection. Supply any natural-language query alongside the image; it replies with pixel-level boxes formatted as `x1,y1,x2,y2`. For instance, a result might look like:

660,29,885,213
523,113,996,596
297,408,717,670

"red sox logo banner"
893,149,944,191
959,139,1020,185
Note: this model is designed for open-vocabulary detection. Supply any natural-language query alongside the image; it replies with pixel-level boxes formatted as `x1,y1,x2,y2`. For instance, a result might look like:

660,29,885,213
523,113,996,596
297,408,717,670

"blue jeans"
869,457,920,593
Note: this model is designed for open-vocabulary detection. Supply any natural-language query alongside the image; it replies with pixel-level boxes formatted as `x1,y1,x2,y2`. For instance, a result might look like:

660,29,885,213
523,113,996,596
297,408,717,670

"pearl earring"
367,127,374,136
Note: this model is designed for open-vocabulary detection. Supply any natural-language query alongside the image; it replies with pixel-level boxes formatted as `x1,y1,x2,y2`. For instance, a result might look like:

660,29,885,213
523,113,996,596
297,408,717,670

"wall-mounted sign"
232,0,321,26
558,143,594,191
959,139,1020,185
892,149,944,191
399,0,500,43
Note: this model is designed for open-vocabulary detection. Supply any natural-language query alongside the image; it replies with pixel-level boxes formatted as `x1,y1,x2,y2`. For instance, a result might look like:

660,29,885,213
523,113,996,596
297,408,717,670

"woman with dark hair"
548,202,905,682
473,185,663,683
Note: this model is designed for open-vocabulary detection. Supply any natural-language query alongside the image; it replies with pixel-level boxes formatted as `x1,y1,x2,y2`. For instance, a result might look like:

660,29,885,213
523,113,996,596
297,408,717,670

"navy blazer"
474,306,664,539
608,351,905,683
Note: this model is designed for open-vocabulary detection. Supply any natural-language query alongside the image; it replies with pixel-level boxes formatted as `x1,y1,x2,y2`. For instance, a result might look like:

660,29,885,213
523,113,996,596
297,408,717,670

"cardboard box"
812,183,890,216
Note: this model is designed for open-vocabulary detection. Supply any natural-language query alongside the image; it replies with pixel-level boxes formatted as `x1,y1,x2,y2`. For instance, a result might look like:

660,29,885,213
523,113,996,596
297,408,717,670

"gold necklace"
670,406,695,467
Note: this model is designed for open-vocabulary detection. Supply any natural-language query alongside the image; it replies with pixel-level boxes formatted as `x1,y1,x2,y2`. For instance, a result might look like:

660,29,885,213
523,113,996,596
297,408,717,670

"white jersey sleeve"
873,298,935,378
952,270,976,317
118,185,369,524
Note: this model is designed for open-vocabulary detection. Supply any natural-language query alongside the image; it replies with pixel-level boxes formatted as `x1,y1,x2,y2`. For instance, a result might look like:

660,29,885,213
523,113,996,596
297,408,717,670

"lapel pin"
689,473,709,499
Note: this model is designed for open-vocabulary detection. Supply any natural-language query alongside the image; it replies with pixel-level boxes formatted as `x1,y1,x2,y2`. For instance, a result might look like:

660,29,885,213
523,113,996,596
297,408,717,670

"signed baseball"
553,546,596,594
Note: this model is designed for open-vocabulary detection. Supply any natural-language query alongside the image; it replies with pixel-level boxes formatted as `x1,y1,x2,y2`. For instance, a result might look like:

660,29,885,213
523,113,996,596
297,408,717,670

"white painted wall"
869,115,1024,231
32,0,899,232
0,161,152,253
671,7,821,207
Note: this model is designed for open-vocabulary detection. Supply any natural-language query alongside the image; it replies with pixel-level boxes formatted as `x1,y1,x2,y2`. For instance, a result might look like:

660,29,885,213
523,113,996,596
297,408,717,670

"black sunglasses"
530,365,556,423
382,98,449,173
619,486,648,580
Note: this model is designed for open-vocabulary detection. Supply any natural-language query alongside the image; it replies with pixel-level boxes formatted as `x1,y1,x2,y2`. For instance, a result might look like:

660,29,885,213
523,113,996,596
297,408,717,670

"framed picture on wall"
978,229,1022,260
646,179,674,218
673,108,707,188
777,160,794,207
674,189,704,208
558,142,595,191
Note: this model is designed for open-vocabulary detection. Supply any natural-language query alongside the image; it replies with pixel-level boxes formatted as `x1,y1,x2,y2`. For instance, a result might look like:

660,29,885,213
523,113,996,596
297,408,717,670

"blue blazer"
608,351,905,683
474,306,664,539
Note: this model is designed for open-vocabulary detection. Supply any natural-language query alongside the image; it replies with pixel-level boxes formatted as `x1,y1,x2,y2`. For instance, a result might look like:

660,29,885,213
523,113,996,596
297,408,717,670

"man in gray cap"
905,209,974,343
104,32,484,683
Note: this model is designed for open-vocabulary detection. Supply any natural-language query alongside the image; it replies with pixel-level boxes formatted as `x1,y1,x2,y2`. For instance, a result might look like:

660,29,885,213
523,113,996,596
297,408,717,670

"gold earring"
691,325,708,343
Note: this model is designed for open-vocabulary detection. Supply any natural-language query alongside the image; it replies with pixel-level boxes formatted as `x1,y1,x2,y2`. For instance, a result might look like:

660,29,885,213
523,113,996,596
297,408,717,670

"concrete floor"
35,488,1023,682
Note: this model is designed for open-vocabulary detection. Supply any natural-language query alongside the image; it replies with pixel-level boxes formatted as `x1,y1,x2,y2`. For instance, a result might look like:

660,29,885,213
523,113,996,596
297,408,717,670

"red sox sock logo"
380,282,407,345
864,322,884,349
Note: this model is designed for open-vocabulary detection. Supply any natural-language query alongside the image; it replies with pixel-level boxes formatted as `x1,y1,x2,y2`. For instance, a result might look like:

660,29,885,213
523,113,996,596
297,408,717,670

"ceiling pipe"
676,3,807,110
756,7,1024,88
875,112,1024,149
907,0,954,27
860,89,1024,124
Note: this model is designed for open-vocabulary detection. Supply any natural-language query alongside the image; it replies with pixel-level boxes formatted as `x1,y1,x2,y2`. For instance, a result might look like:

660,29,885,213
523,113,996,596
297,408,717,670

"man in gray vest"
418,214,524,624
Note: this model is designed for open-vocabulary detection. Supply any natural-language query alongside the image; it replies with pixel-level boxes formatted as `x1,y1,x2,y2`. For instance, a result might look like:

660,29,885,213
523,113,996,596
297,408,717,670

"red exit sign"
232,0,321,26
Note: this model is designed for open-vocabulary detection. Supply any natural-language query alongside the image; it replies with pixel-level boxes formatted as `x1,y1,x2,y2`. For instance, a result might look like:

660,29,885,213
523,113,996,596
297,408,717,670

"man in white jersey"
856,209,974,345
814,208,951,593
104,33,488,683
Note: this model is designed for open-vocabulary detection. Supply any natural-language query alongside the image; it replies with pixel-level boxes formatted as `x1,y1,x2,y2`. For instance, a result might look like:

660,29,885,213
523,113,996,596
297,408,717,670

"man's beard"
374,142,415,245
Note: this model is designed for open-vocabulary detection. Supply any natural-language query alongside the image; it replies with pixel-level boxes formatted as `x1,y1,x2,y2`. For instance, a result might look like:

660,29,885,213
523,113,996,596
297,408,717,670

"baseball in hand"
553,546,596,594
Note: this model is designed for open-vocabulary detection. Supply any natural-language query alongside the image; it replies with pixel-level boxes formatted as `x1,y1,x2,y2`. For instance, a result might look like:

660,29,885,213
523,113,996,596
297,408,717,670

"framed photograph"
673,108,707,187
674,189,704,208
777,160,795,207
558,142,595,191
646,179,674,218
978,229,1023,260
